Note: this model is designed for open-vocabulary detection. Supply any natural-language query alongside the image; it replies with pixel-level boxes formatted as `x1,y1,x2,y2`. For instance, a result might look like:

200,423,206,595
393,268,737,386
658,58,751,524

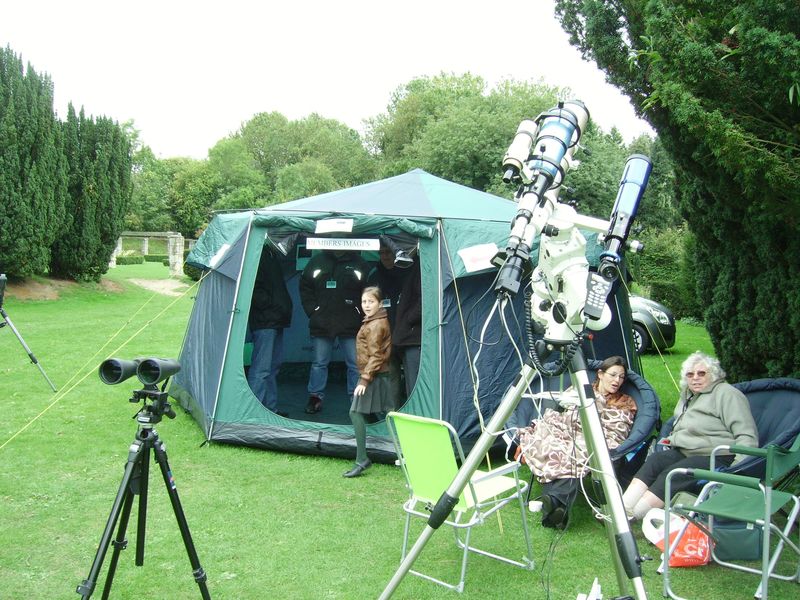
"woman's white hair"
679,351,725,394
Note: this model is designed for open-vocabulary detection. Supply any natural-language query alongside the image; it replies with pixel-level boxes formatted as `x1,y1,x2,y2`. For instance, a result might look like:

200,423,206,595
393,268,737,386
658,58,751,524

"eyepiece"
502,166,520,184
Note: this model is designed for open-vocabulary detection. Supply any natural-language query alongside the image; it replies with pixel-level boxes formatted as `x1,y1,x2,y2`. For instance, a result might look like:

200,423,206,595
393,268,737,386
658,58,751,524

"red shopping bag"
642,508,710,567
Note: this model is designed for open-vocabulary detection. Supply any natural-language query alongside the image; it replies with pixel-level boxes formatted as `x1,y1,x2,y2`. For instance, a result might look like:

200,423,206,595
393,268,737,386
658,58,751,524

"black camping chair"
506,359,661,499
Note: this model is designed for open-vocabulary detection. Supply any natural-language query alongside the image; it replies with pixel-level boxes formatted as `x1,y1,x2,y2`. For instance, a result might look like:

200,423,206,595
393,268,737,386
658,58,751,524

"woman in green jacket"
622,351,758,520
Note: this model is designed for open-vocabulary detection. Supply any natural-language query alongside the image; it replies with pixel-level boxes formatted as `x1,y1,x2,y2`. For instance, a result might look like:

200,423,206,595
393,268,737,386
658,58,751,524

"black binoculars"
99,357,180,386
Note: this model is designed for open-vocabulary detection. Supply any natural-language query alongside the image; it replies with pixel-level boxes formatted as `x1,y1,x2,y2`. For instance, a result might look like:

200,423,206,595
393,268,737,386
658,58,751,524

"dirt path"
127,278,189,297
5,277,188,300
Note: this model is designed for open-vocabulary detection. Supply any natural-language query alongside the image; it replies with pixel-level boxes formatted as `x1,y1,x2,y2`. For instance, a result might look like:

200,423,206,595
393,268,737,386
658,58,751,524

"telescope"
98,357,181,386
598,154,652,281
381,100,652,600
495,100,590,297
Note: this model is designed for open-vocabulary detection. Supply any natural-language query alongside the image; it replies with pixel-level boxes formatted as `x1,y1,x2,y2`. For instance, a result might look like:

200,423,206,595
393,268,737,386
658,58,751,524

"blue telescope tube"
599,154,652,280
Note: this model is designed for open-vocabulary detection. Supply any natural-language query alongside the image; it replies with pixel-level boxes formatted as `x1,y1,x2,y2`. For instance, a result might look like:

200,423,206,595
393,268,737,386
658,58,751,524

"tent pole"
436,220,444,419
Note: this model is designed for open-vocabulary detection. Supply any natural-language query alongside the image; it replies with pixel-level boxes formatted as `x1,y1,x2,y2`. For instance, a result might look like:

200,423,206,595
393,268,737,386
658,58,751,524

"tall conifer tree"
554,0,800,379
0,46,67,277
51,106,132,280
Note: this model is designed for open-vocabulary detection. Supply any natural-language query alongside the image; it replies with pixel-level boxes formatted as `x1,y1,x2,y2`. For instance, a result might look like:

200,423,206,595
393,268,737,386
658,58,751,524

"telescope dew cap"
98,357,143,385
136,357,181,385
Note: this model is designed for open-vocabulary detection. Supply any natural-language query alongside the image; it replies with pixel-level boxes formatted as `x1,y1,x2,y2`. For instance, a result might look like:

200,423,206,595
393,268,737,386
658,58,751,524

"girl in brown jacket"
343,286,395,478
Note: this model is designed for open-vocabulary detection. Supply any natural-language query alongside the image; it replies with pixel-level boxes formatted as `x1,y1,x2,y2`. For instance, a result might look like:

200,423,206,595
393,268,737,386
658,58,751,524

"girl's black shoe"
343,460,372,478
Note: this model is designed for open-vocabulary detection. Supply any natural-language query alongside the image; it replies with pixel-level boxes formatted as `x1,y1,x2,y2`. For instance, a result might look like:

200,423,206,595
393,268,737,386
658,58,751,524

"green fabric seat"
684,485,795,524
386,411,534,593
662,438,800,600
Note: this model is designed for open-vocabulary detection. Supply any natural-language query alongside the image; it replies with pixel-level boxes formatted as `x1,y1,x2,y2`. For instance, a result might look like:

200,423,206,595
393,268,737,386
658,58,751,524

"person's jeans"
308,336,358,399
247,328,283,411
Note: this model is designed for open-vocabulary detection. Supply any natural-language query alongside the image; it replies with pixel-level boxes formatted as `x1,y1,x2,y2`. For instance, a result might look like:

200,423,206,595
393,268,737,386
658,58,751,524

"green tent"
170,169,638,460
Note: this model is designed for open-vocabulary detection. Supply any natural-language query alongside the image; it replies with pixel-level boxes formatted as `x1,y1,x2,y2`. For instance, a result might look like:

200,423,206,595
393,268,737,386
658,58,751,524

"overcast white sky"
2,0,653,160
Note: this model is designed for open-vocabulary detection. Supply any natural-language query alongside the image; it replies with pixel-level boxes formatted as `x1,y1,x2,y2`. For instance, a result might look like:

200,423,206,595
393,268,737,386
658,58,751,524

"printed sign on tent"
306,238,380,251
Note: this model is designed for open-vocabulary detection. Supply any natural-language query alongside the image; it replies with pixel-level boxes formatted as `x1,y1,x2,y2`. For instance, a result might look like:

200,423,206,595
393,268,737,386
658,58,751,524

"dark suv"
629,295,676,354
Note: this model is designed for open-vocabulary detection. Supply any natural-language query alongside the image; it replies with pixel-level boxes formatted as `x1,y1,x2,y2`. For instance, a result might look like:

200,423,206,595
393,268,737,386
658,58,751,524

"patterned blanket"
518,384,637,483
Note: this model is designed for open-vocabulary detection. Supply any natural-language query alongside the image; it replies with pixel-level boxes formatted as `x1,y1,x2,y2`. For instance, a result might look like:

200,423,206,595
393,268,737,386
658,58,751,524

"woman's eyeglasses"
686,371,707,378
604,372,626,380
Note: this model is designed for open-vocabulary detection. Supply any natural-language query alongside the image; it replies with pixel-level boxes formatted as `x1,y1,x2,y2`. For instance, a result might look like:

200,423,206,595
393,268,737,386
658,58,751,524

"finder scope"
99,357,181,386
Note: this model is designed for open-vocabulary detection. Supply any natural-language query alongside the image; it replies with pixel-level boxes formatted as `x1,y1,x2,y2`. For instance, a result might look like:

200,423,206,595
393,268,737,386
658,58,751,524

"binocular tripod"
76,389,210,599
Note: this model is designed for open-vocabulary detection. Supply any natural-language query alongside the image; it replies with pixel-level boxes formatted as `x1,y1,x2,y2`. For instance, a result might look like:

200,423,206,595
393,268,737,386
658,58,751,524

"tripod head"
0,274,6,310
131,386,177,425
98,357,180,424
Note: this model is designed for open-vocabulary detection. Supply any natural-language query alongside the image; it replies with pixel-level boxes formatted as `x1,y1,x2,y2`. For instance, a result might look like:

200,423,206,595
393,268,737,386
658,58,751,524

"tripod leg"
380,362,540,600
151,434,211,600
568,354,647,600
76,439,145,599
100,490,136,600
0,307,58,392
135,436,152,566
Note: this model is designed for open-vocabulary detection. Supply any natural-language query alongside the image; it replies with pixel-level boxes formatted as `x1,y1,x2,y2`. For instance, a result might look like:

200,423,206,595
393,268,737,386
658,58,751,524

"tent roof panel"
188,170,519,270
258,169,517,221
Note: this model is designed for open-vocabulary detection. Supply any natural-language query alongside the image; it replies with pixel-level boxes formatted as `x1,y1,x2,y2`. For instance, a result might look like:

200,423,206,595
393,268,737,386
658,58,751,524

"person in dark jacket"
367,243,410,327
368,242,412,403
392,256,421,398
247,247,292,414
299,249,368,414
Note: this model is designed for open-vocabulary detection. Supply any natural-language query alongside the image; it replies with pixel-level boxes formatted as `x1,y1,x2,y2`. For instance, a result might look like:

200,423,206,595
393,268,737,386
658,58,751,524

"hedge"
183,250,203,281
116,255,145,265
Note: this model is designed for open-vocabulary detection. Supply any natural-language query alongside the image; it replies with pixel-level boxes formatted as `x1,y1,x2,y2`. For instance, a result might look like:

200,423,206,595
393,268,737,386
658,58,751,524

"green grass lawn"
0,267,795,599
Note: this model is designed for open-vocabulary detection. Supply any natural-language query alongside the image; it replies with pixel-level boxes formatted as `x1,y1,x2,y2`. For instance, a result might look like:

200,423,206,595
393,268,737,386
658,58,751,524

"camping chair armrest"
709,445,731,470
727,444,770,458
680,468,762,491
472,461,521,484
729,443,792,460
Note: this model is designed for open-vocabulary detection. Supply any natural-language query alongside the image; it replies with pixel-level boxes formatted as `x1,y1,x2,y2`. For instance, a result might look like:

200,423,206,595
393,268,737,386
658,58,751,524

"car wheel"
633,323,650,355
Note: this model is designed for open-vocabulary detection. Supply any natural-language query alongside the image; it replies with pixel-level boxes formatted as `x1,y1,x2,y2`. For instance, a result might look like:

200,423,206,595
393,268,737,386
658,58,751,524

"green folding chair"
662,437,800,600
386,411,534,593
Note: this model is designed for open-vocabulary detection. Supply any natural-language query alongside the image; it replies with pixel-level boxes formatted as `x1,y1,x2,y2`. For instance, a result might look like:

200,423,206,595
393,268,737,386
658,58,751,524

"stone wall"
109,231,193,277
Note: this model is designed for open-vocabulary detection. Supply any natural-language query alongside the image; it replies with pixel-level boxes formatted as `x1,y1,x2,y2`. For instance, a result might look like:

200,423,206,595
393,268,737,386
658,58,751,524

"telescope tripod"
380,347,647,599
76,415,210,599
0,306,57,392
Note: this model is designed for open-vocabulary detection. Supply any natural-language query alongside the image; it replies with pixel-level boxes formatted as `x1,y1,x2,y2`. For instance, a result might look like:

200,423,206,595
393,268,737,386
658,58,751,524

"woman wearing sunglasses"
622,351,758,520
